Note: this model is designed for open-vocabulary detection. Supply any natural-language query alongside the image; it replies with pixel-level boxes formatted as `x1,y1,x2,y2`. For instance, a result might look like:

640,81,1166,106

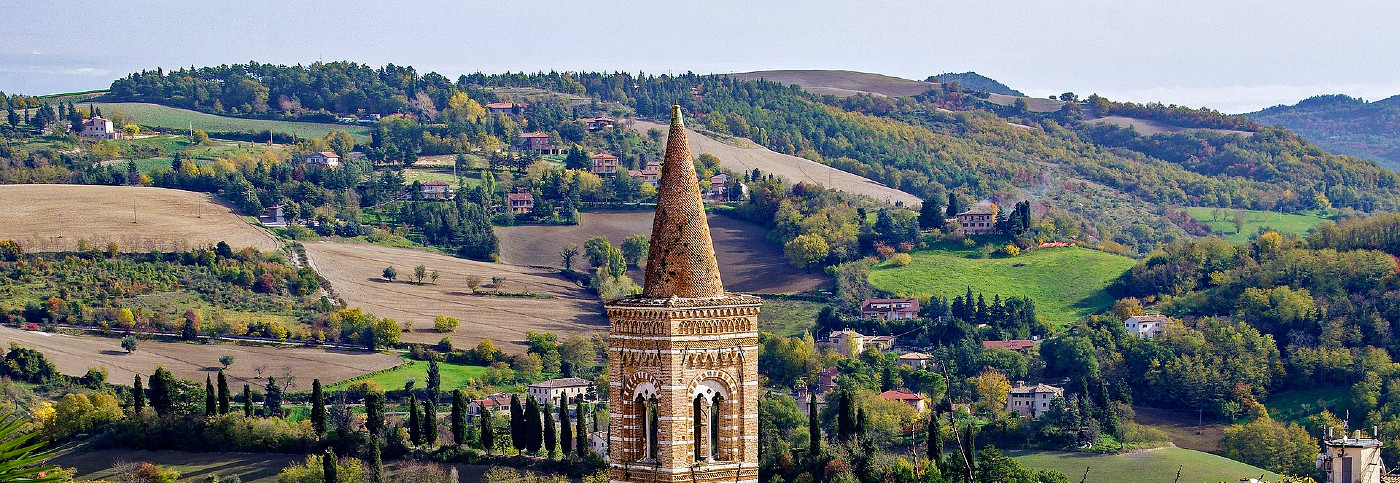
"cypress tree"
451,390,466,446
808,391,820,458
408,394,421,446
205,375,216,416
149,367,176,415
928,411,942,465
311,379,326,436
856,407,869,440
365,391,384,437
217,370,230,414
946,192,960,218
423,398,438,446
132,375,145,415
525,396,543,453
575,400,588,456
323,448,338,483
481,406,495,454
560,396,573,456
243,384,253,417
264,377,282,416
543,402,557,455
426,358,441,401
509,394,524,454
837,390,855,441
367,438,384,483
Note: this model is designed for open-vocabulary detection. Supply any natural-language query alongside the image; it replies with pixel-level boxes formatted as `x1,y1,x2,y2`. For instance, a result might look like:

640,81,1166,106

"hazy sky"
3,0,1397,113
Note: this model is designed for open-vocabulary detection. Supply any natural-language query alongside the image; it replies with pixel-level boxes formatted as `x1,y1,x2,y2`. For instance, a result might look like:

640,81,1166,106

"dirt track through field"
629,120,921,207
302,241,607,352
0,326,399,389
0,184,279,252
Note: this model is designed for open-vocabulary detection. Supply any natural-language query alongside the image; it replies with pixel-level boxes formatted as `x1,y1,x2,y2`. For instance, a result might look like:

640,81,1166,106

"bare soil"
1086,115,1254,137
0,326,400,390
495,210,830,294
53,449,300,483
629,120,922,207
301,241,608,352
728,70,935,98
0,184,279,253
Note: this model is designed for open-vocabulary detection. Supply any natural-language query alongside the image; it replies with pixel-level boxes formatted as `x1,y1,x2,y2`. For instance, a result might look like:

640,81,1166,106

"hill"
1247,94,1400,171
300,240,607,352
1182,207,1333,242
727,70,934,98
495,210,831,294
867,245,1137,326
0,184,280,252
1084,115,1254,137
628,119,922,206
90,102,369,141
931,71,1025,96
1008,448,1277,483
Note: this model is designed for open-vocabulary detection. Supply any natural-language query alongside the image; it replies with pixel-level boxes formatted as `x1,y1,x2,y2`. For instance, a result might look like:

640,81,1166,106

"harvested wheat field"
301,241,607,352
630,120,921,207
0,184,279,252
0,326,400,390
728,70,935,98
496,210,830,294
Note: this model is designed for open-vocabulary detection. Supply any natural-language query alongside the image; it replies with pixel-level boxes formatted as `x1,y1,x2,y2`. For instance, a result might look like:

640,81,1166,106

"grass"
326,355,493,393
1266,387,1353,426
757,297,828,336
91,102,369,141
868,243,1137,327
401,167,481,188
1008,447,1277,483
1184,207,1333,242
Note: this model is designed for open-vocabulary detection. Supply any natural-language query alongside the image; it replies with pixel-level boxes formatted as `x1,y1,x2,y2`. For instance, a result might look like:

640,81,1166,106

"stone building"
957,201,999,235
606,105,760,483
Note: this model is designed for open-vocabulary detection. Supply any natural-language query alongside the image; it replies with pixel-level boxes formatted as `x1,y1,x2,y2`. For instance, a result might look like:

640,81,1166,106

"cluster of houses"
468,376,607,454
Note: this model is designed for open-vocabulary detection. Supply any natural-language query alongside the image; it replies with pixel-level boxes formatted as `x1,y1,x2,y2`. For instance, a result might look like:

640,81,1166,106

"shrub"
433,315,460,333
1000,244,1021,257
888,253,912,267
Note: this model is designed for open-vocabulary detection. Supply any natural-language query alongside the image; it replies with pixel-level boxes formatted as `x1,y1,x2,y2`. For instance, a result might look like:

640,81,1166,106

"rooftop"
638,104,725,299
1009,383,1063,395
899,352,934,360
879,390,924,401
421,180,450,186
958,201,998,216
983,339,1039,351
529,377,592,389
1127,314,1172,324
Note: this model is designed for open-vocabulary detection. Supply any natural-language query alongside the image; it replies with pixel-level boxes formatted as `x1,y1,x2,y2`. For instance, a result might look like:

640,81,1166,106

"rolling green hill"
1009,448,1277,483
1247,94,1400,172
868,245,1136,327
1183,207,1333,242
91,102,369,141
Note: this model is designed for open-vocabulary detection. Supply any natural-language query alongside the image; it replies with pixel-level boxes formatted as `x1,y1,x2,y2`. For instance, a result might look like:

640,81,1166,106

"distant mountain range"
1247,94,1400,172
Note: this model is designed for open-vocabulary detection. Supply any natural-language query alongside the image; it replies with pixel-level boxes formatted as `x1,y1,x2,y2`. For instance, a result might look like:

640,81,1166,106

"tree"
365,391,385,437
382,266,397,281
217,371,230,414
583,236,611,268
809,391,821,459
205,375,217,416
243,384,253,417
408,395,421,446
919,197,946,230
605,246,627,279
837,390,856,442
414,264,427,284
620,234,649,266
560,245,579,271
785,234,830,269
219,355,235,369
928,411,942,465
975,369,1011,415
559,395,573,455
1221,414,1320,477
323,448,338,483
451,390,467,446
509,394,524,454
480,406,495,454
423,398,438,446
148,367,176,415
326,130,355,158
182,311,200,341
576,400,588,456
121,336,138,353
433,315,459,332
192,129,210,145
367,438,384,483
543,402,557,455
311,379,327,436
525,396,543,453
132,375,145,415
946,192,961,218
426,358,441,400
264,376,283,417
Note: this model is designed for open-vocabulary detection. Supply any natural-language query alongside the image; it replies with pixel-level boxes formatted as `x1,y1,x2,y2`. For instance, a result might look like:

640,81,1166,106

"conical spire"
641,105,725,299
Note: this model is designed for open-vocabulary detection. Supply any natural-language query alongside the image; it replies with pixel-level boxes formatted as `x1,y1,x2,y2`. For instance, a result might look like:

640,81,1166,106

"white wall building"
527,377,592,406
1125,314,1172,339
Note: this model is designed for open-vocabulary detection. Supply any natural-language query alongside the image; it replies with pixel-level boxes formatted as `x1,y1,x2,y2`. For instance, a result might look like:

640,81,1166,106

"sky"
3,0,1398,113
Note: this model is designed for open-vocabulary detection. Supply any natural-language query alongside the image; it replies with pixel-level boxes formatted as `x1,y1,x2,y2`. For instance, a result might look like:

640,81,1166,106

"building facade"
861,298,920,320
957,201,999,235
607,105,760,483
304,151,340,168
79,116,121,139
527,377,593,406
1007,383,1063,419
591,153,620,174
1125,314,1171,339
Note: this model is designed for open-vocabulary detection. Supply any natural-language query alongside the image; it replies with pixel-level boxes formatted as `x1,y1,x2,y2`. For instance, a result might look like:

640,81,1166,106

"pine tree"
809,391,821,459
481,406,495,454
323,448,338,483
408,394,421,446
243,384,253,417
132,375,145,415
217,370,230,414
148,367,176,415
365,391,384,437
451,390,466,446
575,400,588,457
423,398,438,446
919,196,946,230
311,379,327,436
509,394,524,454
543,402,557,455
525,396,543,453
205,375,216,416
946,192,960,218
560,396,573,456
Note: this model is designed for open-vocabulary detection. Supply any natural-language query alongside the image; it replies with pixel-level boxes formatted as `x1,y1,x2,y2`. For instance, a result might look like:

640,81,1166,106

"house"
982,339,1039,354
706,173,730,199
1006,383,1063,419
581,116,615,131
817,367,841,393
468,392,513,417
486,102,527,115
635,166,660,186
795,386,829,416
79,116,121,139
1125,314,1172,339
866,335,896,351
879,390,927,413
527,377,593,406
1321,432,1388,483
590,431,609,458
957,201,999,235
590,153,620,175
897,352,936,370
304,151,340,168
506,189,535,214
829,330,865,357
861,298,921,321
420,180,450,200
520,132,558,154
259,205,286,226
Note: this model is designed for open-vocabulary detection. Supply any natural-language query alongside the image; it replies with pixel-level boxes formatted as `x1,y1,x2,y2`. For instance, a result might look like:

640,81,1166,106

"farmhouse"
581,116,615,131
259,205,286,225
879,389,927,413
486,102,527,115
520,132,559,154
527,377,593,405
957,201,999,235
897,351,936,370
304,151,340,168
468,392,513,417
506,189,535,214
1007,383,1063,419
629,165,660,186
419,180,450,200
795,386,829,416
79,116,121,139
817,366,841,393
706,173,730,199
983,338,1039,354
590,152,620,174
866,335,896,351
1125,314,1172,339
861,297,920,320
829,329,866,356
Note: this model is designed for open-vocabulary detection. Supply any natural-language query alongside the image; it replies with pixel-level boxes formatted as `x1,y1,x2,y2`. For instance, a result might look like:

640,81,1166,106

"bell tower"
606,105,760,483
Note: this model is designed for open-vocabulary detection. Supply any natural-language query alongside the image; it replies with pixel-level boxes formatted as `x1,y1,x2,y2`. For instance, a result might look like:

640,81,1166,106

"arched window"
710,395,723,460
647,396,659,460
694,395,706,461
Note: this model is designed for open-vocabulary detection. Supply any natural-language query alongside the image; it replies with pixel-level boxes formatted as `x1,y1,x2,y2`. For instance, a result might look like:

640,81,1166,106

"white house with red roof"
1125,314,1172,339
879,389,927,413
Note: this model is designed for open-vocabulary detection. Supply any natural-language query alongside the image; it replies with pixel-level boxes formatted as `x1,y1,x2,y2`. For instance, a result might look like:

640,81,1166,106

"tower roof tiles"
640,105,725,299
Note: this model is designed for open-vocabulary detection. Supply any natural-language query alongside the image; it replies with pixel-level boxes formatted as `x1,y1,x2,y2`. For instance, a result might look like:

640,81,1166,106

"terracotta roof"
982,339,1038,351
529,377,592,389
317,151,339,158
958,201,998,216
486,102,521,109
506,192,533,202
830,329,864,338
521,132,550,138
591,152,618,160
879,390,923,401
640,104,725,299
472,393,512,408
819,367,840,377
